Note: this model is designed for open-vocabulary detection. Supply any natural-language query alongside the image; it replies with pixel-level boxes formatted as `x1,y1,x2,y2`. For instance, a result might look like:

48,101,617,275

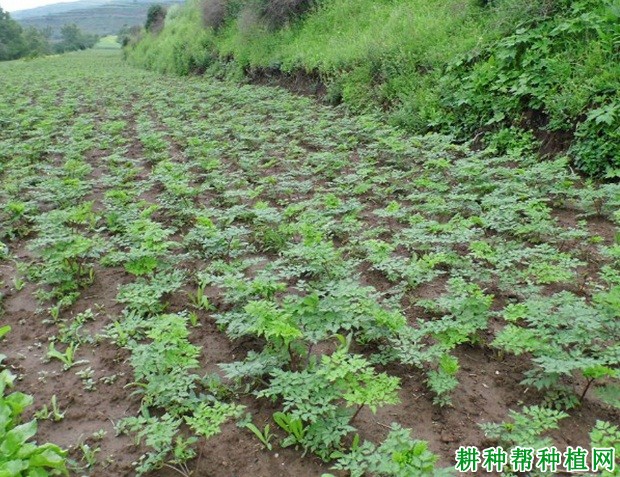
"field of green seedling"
0,50,619,476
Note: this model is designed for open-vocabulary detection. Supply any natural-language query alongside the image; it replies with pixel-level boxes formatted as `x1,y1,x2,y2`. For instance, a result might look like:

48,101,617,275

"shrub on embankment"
125,0,620,177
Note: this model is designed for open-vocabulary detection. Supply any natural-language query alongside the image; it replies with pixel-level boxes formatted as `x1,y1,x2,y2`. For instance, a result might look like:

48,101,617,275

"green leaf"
0,326,11,340
595,384,620,409
28,446,68,469
0,420,37,455
4,392,34,419
0,459,29,477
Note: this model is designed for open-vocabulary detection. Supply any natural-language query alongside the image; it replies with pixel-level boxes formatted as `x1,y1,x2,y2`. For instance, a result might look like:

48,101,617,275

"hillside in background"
13,0,184,39
11,0,109,18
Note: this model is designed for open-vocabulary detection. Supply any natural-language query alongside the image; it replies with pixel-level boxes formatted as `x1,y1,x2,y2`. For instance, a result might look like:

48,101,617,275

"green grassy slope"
94,34,121,49
126,0,620,176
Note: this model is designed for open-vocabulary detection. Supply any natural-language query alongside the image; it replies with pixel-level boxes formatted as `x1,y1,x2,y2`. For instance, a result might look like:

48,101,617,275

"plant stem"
351,404,364,422
163,463,191,477
579,378,595,403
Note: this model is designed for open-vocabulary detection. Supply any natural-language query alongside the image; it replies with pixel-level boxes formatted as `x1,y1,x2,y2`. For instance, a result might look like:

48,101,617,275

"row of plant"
1,50,619,475
125,0,620,176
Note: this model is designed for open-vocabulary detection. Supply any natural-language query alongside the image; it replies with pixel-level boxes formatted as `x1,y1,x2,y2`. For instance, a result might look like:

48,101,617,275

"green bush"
146,5,168,33
130,0,216,75
441,0,620,176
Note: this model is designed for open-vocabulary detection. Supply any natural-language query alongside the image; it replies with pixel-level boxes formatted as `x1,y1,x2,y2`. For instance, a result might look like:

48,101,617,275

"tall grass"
128,0,494,113
129,0,215,75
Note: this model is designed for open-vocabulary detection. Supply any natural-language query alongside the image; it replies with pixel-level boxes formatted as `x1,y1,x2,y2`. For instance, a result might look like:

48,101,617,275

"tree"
22,27,51,57
55,24,98,53
118,24,142,47
145,4,167,33
0,7,26,61
59,24,82,50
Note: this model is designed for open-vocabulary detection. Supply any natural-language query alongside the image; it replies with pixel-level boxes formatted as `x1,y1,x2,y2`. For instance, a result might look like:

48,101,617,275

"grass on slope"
95,35,121,49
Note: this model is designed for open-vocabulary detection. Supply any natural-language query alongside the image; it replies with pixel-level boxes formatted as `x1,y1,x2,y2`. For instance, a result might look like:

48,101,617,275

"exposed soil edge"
243,65,329,100
239,65,576,162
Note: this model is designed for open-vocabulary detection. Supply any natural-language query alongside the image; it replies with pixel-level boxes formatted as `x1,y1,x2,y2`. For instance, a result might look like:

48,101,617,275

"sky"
1,0,79,12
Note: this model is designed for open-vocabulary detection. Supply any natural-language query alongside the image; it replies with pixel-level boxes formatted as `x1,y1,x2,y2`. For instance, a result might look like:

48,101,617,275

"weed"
35,395,66,422
46,342,87,370
245,421,275,450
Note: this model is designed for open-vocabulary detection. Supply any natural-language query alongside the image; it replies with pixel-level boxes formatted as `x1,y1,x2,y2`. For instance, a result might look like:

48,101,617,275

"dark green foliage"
0,7,97,61
55,24,99,53
0,8,27,60
22,26,52,57
0,8,50,60
441,0,620,176
145,4,168,33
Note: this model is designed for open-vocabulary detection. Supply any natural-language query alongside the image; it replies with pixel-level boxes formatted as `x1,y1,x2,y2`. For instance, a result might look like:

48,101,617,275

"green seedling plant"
117,312,244,474
273,412,307,450
258,336,400,459
492,291,620,405
12,275,25,291
47,304,61,323
78,443,100,469
76,367,96,391
246,299,304,364
118,412,190,476
46,342,87,370
480,406,568,450
57,309,96,345
245,421,275,451
35,395,65,422
388,278,492,405
104,216,178,276
480,406,568,477
331,425,454,477
91,429,107,441
28,220,103,305
188,282,214,311
184,401,245,439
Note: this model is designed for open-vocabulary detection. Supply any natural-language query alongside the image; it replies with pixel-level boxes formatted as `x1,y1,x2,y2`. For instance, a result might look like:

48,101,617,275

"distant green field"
95,35,121,49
